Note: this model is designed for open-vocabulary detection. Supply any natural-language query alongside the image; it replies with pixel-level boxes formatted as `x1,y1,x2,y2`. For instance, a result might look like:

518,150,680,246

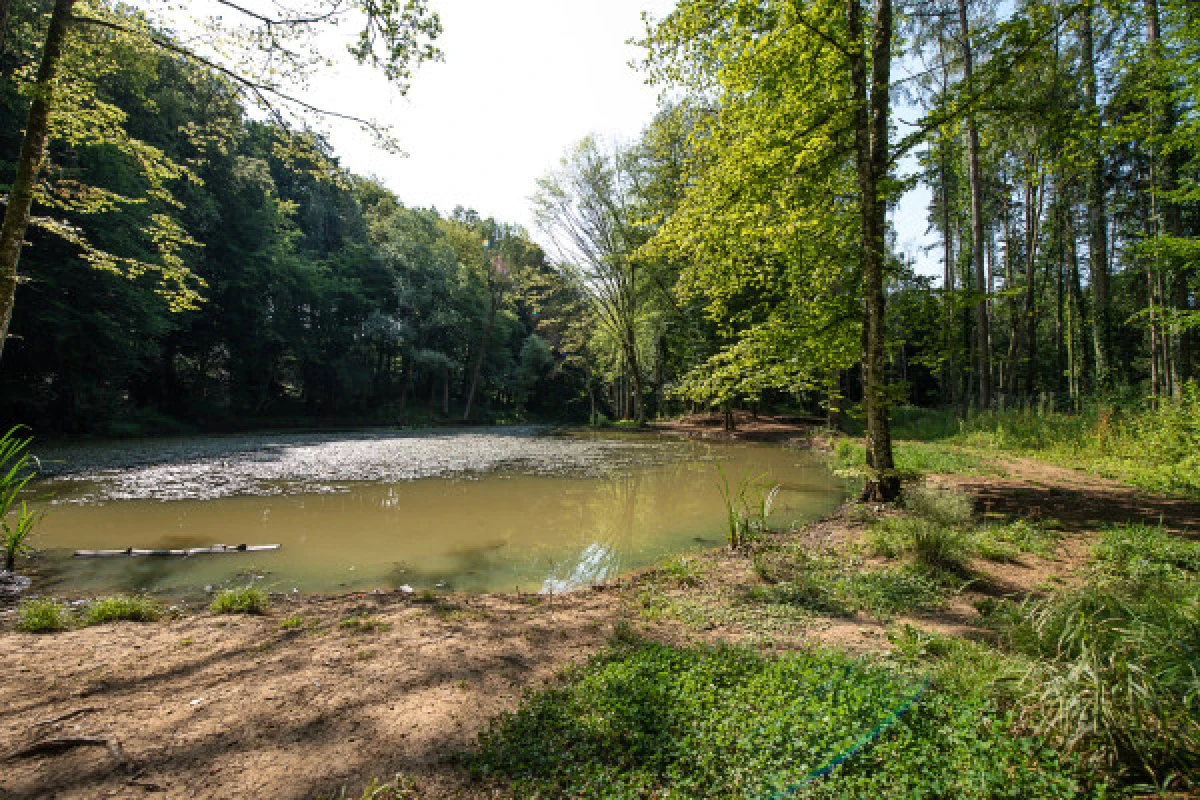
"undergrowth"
985,522,1200,790
473,639,1097,798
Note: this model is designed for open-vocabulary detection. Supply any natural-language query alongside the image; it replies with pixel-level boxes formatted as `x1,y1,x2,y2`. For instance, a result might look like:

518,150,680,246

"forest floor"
1,418,1198,799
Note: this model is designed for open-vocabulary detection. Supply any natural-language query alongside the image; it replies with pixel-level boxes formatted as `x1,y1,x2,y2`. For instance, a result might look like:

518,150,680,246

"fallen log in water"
74,544,281,558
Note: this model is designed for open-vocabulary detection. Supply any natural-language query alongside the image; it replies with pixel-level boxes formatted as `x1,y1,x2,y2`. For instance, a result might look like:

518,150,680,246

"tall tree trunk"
850,0,898,501
1081,0,1111,387
462,303,495,422
1055,201,1068,399
623,333,645,424
1023,171,1044,398
1145,0,1189,390
957,0,991,409
0,0,76,363
1069,209,1093,397
0,0,11,65
442,364,449,416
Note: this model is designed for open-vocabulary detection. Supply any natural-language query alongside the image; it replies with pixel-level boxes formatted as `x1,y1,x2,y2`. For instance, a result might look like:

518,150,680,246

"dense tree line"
536,0,1197,498
2,0,1197,473
0,1,590,433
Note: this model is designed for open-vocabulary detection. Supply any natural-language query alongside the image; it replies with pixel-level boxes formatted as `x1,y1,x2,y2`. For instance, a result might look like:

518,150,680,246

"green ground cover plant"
473,640,1096,798
750,545,948,621
832,437,998,480
0,426,39,573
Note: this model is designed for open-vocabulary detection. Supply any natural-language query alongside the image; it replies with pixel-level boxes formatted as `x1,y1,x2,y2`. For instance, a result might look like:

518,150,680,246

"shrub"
16,598,72,632
210,587,269,615
82,595,162,625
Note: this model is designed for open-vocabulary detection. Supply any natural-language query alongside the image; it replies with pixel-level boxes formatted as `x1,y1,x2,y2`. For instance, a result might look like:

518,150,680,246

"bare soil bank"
2,422,1197,799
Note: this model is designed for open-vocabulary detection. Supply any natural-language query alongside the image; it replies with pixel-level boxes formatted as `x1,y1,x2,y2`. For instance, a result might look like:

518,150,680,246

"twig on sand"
32,706,103,728
5,735,127,767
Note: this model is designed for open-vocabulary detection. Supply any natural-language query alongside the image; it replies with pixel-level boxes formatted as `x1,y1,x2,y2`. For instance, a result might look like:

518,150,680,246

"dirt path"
0,592,620,799
2,440,1198,799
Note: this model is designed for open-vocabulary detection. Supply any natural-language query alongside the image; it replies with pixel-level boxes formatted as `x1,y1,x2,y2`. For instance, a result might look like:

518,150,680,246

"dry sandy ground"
2,431,1198,800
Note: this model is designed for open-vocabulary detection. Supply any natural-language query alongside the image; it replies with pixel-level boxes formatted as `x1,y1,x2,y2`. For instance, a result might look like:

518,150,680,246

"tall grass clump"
210,586,269,615
82,595,162,625
715,464,778,548
870,485,977,571
16,598,73,632
1003,575,1200,788
0,426,40,572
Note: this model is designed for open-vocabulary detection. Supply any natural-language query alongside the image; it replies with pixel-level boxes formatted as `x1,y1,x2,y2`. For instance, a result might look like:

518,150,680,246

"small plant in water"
0,426,40,573
82,595,162,625
715,464,778,548
17,598,72,633
210,587,269,615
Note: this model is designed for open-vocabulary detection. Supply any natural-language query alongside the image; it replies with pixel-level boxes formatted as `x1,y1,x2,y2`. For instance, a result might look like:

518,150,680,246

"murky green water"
27,428,843,595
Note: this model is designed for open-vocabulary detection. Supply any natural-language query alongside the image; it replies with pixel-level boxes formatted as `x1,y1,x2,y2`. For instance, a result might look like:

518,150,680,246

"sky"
179,1,939,276
288,0,679,234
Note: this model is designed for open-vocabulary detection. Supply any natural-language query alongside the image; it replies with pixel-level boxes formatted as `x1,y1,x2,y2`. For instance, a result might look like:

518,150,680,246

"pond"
27,428,844,596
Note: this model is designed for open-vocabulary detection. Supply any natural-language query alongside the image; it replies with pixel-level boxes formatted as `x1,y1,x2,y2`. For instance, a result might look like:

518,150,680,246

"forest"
1,0,1197,467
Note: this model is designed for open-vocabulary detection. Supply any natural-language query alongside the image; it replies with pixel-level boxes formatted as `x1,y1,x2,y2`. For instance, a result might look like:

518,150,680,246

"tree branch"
70,13,381,130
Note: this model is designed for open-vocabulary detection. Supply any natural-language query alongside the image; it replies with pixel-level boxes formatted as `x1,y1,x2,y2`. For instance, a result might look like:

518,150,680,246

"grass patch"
833,437,999,480
81,595,162,625
209,587,269,615
16,598,73,633
280,615,305,630
976,519,1060,561
750,545,948,621
655,554,703,587
869,517,975,572
1093,523,1200,574
473,640,1096,798
956,391,1200,496
319,776,419,799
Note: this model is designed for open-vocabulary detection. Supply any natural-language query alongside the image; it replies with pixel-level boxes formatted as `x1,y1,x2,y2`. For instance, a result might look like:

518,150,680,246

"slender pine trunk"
957,0,991,409
1081,0,1111,387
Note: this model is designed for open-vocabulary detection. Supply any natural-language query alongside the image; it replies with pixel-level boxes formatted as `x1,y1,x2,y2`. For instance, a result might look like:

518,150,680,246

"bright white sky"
296,0,679,233
177,1,938,276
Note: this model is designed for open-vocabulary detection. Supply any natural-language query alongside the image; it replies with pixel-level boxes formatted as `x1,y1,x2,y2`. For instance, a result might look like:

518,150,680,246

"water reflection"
27,431,844,595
